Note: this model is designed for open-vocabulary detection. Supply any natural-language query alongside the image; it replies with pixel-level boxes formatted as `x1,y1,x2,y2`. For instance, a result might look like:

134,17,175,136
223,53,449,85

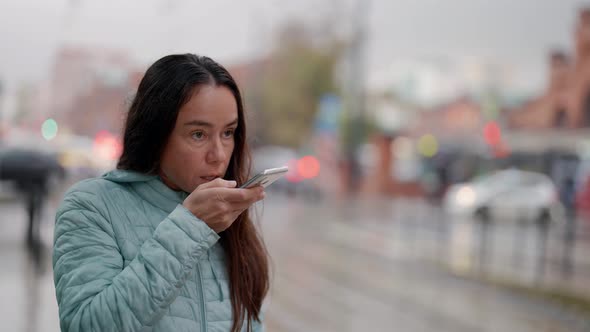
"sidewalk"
260,195,590,332
287,195,590,308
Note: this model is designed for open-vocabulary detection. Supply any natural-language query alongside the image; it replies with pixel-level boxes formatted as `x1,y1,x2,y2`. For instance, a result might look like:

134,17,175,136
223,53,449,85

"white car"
443,169,563,222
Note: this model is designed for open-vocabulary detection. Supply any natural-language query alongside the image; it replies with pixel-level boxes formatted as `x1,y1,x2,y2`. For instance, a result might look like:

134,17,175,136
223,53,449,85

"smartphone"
241,166,289,188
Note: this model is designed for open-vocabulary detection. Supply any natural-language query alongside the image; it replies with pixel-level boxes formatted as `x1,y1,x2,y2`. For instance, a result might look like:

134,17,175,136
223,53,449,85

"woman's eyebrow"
184,119,238,127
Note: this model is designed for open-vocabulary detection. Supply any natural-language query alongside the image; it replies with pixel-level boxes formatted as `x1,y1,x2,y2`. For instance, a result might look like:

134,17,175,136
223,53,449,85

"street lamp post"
343,0,370,193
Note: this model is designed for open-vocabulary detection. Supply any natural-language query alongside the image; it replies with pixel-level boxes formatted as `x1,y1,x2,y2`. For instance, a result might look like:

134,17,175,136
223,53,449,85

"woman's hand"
182,178,265,233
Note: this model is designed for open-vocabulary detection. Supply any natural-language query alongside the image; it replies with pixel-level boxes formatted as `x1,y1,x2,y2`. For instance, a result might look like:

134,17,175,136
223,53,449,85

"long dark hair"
118,54,269,332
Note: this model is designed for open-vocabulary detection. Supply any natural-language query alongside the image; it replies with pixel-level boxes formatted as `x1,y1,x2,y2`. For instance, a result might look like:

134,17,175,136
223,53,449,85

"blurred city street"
0,197,60,332
261,195,590,332
1,192,589,332
4,2,590,329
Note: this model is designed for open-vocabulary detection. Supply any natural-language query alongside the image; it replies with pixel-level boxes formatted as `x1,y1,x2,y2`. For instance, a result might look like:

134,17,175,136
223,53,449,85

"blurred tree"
256,21,342,148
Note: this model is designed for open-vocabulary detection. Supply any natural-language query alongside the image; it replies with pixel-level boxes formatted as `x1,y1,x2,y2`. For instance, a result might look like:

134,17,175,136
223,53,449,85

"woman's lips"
201,176,218,181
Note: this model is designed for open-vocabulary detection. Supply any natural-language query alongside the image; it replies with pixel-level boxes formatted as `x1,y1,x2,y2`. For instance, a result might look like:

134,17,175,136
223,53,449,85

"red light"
93,130,122,161
483,122,501,146
297,156,320,179
285,159,303,183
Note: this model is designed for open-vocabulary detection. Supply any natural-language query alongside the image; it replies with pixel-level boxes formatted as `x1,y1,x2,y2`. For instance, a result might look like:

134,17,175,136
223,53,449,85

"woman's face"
159,84,238,193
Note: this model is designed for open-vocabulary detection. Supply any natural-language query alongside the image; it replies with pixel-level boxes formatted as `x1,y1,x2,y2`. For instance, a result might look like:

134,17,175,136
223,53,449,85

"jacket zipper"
197,261,207,332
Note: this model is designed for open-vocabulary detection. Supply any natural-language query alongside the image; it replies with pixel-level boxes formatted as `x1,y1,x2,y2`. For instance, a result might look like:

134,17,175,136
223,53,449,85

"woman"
53,54,270,332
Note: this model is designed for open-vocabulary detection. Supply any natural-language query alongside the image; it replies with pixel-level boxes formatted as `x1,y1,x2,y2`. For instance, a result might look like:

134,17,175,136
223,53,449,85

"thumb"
199,178,237,190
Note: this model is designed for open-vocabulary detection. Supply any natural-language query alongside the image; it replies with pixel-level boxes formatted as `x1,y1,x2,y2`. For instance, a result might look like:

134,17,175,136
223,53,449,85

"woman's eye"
223,129,235,138
192,131,205,140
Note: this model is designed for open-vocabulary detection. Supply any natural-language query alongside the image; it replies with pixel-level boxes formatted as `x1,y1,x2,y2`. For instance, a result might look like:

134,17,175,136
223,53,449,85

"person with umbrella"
0,148,65,248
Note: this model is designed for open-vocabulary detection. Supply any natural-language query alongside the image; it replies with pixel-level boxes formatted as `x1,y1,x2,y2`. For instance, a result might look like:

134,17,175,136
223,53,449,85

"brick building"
509,8,590,129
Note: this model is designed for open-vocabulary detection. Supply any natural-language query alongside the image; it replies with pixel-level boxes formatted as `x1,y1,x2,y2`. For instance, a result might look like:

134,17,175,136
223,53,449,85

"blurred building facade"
509,8,590,129
47,50,271,139
47,46,142,137
363,97,488,196
360,7,590,197
412,97,484,141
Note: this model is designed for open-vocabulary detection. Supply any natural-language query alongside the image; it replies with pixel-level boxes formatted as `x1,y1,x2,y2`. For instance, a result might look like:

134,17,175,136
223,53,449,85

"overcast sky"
0,0,587,93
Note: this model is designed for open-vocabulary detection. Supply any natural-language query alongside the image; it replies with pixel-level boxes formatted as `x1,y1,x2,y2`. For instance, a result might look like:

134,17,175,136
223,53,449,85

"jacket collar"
102,169,189,212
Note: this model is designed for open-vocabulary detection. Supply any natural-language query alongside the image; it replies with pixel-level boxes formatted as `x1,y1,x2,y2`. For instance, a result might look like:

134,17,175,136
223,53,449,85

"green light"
41,118,58,141
418,134,438,157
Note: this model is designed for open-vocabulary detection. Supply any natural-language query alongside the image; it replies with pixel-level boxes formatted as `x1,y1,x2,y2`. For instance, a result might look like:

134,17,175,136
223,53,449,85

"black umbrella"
0,148,65,184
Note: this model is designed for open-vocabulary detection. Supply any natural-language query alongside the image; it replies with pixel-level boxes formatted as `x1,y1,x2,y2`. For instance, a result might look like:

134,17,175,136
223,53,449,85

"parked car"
443,169,563,223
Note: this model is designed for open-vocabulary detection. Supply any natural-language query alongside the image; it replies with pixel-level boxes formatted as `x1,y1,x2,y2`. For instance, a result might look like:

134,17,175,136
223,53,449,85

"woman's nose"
206,138,226,163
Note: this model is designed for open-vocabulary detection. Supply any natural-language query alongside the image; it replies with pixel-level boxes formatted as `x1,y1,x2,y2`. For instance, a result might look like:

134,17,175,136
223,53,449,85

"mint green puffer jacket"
52,170,264,332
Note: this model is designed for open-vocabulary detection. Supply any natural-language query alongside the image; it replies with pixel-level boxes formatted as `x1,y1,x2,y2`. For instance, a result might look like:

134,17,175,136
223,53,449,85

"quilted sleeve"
52,188,219,332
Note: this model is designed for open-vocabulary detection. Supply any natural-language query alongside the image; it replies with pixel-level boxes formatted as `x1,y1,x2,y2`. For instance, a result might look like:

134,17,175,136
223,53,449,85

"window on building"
554,108,568,128
584,94,590,126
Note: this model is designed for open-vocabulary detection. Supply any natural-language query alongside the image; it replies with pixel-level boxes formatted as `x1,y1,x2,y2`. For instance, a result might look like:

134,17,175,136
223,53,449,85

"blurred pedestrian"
17,178,47,248
52,54,269,332
560,176,577,275
560,177,576,216
0,149,64,250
